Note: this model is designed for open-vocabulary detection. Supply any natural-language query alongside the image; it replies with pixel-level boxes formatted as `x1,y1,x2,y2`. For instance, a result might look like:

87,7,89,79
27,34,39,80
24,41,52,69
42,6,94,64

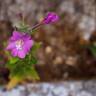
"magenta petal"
23,34,31,41
24,40,34,52
13,31,22,37
18,50,26,58
43,12,59,24
6,42,15,50
51,15,59,22
25,40,34,48
11,31,22,40
11,49,18,57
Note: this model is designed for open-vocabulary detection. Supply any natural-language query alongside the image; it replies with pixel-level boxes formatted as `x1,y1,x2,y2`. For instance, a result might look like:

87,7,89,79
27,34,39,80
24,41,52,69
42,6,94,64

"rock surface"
0,81,96,96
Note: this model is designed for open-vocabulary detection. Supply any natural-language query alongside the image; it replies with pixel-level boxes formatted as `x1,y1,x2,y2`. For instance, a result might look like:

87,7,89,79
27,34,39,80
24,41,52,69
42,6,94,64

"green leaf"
29,56,38,65
17,22,29,33
7,55,39,80
27,67,40,80
9,62,24,77
6,57,19,69
9,57,19,64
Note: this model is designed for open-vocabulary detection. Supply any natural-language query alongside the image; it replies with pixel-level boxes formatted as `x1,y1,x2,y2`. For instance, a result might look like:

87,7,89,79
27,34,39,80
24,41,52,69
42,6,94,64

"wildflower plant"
5,12,59,90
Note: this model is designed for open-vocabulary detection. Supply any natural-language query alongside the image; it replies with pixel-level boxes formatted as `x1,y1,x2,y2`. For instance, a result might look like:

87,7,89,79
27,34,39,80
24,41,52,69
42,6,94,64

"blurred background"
0,0,96,96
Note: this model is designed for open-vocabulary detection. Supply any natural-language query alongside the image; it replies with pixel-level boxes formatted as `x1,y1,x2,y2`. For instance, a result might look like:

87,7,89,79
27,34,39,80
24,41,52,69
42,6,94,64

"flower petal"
6,42,15,50
10,31,23,41
13,31,22,37
18,50,26,58
24,40,34,52
23,34,31,41
43,12,59,24
11,49,18,57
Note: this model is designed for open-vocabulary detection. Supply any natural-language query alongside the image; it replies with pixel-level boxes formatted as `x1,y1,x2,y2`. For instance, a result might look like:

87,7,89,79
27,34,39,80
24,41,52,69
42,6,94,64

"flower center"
15,40,24,50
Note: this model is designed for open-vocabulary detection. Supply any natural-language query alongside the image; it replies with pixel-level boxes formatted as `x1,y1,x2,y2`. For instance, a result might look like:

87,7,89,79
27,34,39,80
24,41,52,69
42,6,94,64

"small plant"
5,12,59,90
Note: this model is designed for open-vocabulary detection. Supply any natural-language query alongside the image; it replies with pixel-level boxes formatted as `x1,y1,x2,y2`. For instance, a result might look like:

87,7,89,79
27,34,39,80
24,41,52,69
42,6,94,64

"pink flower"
30,12,59,31
6,31,34,58
42,12,59,24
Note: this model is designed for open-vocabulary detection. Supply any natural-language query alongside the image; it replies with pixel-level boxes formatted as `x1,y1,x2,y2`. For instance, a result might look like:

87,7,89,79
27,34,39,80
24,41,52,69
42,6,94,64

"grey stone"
0,81,96,96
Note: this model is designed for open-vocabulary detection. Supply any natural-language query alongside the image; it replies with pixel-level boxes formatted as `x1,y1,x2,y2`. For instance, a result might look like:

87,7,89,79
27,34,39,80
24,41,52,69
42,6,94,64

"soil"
0,20,96,84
